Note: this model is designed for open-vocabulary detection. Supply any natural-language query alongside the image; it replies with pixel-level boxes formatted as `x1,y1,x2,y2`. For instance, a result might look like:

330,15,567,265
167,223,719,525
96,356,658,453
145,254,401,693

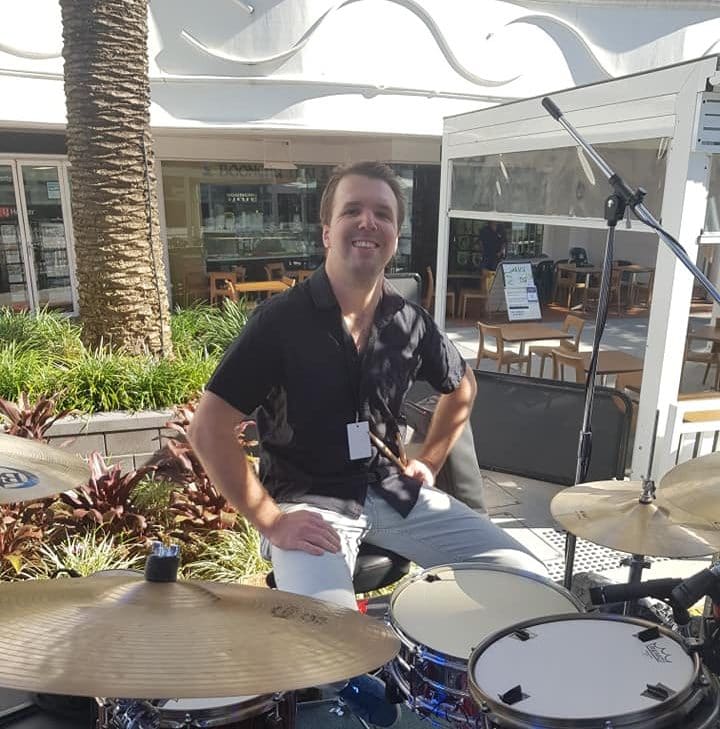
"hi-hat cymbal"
0,433,89,503
550,480,720,557
0,574,400,698
660,452,720,524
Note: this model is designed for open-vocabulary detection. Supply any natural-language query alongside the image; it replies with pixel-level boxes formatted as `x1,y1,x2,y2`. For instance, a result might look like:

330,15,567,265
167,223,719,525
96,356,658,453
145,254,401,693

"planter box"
46,409,175,472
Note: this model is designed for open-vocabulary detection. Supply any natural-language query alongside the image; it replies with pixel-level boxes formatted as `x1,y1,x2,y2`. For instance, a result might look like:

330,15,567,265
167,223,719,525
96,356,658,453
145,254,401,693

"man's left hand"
403,458,435,487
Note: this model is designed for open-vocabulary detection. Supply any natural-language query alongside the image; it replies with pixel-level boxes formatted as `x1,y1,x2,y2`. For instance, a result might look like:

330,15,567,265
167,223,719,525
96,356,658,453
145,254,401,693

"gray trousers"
262,485,547,610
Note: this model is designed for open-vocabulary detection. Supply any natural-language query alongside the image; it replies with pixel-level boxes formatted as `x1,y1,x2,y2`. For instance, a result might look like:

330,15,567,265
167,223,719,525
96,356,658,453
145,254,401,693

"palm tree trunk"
60,0,172,357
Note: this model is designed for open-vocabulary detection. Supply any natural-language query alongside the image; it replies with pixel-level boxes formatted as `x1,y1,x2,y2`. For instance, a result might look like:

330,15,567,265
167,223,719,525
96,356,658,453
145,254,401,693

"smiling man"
188,162,546,725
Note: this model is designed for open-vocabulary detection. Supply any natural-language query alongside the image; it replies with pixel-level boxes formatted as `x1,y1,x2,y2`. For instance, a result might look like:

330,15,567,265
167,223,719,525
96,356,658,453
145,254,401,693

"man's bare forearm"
418,368,477,476
187,391,282,535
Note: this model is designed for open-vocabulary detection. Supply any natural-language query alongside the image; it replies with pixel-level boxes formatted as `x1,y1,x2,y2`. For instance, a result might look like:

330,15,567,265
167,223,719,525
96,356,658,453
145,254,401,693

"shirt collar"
308,264,406,326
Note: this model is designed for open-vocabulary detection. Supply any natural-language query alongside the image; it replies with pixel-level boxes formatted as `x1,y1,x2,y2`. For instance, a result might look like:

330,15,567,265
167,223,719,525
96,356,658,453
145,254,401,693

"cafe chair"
459,270,494,320
629,270,655,309
209,272,238,305
552,264,587,309
683,335,720,389
476,322,529,373
527,314,585,378
423,267,456,318
265,262,286,281
551,349,586,383
583,268,625,316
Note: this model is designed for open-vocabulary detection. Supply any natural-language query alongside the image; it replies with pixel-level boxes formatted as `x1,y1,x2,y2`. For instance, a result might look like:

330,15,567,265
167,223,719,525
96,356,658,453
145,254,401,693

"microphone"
590,578,681,606
671,564,720,610
541,96,563,120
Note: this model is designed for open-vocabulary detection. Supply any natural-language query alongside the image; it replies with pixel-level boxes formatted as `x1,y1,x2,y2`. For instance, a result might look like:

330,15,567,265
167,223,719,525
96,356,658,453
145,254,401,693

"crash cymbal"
0,574,400,698
550,480,720,557
0,433,89,503
660,452,720,524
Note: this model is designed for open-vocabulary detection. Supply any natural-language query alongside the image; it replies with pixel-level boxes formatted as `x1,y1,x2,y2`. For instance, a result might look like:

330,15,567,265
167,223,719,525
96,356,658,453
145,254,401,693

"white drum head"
390,565,580,659
471,616,696,720
161,696,258,711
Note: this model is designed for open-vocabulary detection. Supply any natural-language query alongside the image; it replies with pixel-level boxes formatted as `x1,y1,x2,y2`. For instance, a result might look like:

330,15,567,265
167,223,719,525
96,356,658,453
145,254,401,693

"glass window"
162,161,420,306
0,165,31,310
705,156,720,232
450,139,668,221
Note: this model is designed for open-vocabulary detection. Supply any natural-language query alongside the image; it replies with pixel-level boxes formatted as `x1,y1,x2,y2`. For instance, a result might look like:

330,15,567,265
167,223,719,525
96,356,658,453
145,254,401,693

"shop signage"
226,191,258,203
500,261,541,321
46,181,61,199
0,206,17,220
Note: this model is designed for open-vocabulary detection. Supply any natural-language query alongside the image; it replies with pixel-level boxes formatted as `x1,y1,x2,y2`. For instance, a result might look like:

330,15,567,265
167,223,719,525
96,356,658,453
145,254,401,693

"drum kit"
3,434,720,728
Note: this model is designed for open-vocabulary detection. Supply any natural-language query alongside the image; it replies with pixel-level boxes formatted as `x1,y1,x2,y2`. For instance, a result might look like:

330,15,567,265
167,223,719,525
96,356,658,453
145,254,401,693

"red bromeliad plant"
152,402,258,537
55,452,158,538
0,502,49,575
0,392,73,441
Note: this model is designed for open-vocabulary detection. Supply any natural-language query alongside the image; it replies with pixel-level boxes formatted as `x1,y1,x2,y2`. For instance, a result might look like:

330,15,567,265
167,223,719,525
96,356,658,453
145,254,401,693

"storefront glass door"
17,164,76,313
0,164,32,310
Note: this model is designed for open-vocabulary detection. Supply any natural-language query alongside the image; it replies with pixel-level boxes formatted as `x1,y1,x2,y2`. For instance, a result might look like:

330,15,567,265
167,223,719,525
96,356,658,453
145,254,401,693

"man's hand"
265,510,342,556
403,458,435,488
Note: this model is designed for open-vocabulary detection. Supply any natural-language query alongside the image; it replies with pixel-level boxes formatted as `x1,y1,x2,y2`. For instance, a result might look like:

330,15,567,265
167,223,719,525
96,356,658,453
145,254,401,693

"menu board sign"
500,261,541,321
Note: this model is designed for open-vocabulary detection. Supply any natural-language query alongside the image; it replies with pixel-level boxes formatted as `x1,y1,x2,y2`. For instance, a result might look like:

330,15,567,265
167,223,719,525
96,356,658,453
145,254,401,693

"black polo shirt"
207,266,466,518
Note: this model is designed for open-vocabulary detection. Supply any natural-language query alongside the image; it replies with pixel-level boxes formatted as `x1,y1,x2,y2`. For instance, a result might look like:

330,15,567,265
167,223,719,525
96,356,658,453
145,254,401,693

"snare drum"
100,692,295,728
385,564,583,726
468,614,720,729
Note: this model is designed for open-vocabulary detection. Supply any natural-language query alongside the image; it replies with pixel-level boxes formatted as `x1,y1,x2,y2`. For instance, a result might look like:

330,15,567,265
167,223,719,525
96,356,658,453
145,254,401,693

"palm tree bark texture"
60,0,173,357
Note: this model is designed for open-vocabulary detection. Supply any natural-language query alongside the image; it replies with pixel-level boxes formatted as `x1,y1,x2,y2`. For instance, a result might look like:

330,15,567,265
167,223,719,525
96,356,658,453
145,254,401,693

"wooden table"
689,325,720,344
497,323,573,356
581,350,644,384
235,280,292,296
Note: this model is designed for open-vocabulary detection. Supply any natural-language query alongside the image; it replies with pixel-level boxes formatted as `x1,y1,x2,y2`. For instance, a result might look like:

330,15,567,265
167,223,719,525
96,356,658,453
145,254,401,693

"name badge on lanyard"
347,421,372,460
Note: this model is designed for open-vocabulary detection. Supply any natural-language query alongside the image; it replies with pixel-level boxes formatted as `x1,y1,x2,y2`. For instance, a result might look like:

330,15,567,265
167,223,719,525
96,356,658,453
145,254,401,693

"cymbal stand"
620,479,655,616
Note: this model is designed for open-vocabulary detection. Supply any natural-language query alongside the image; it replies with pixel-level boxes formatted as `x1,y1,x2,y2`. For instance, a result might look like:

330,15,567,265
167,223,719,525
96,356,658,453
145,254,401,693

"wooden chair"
476,322,530,373
181,271,209,306
629,270,654,308
551,349,586,383
459,270,495,320
527,314,585,378
553,265,586,309
583,268,625,315
616,371,641,398
423,267,456,318
264,262,286,281
295,269,313,282
683,334,720,389
208,272,238,305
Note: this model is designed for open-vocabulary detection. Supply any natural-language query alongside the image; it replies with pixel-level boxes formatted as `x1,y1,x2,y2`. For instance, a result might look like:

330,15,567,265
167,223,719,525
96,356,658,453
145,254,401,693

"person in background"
479,220,507,270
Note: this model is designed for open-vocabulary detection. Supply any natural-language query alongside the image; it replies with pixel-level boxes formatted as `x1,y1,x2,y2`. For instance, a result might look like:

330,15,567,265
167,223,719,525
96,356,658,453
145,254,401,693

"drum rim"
158,693,278,722
467,613,702,729
388,563,584,662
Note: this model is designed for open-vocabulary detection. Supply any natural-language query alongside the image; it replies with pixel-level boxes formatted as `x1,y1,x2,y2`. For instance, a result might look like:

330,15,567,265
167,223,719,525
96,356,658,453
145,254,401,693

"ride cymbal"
660,452,720,524
0,574,400,698
550,480,720,557
0,433,89,503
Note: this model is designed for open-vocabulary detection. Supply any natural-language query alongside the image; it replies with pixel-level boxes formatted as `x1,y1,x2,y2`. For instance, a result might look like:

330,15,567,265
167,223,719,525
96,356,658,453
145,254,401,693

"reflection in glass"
21,165,73,312
0,166,30,310
451,139,668,220
705,157,720,232
162,161,418,306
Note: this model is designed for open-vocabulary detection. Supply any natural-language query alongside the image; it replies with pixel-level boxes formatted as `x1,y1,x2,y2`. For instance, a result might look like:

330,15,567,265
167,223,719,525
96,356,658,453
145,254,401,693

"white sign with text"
501,261,541,321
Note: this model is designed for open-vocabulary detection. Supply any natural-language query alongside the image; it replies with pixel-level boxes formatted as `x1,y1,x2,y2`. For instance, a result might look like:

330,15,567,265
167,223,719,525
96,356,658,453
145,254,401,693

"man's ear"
322,225,331,250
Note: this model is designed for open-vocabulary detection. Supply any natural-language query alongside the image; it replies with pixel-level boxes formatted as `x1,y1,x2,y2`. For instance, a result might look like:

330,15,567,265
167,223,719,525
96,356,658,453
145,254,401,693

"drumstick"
395,432,409,468
369,432,407,471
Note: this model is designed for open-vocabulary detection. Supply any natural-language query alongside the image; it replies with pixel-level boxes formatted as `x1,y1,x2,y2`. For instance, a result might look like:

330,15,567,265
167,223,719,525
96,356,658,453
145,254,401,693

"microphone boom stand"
541,97,720,591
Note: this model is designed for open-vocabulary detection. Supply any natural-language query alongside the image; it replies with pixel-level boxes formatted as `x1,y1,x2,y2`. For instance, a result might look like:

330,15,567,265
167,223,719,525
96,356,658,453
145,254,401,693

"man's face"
322,175,399,283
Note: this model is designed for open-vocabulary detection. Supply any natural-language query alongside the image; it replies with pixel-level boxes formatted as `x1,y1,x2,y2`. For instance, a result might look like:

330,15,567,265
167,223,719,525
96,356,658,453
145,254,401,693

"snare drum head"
160,696,259,712
390,564,581,659
470,615,697,720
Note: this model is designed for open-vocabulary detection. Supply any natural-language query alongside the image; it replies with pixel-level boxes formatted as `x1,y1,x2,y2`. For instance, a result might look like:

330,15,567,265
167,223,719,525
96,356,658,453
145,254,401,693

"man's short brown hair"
319,161,406,228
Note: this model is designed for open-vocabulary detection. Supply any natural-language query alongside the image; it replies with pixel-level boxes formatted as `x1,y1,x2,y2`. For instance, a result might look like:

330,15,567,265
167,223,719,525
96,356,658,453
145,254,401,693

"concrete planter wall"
46,409,175,472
